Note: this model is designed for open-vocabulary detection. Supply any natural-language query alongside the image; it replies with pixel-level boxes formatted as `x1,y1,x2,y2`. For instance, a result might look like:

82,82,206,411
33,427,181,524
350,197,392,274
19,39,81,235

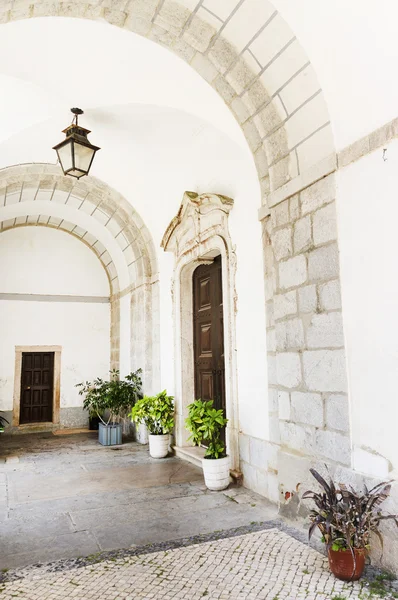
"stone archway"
0,163,160,393
0,5,352,517
1,0,335,203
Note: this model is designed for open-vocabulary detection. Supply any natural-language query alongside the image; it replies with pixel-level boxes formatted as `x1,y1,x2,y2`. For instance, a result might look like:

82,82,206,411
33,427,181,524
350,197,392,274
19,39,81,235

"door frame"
161,192,239,470
13,345,61,427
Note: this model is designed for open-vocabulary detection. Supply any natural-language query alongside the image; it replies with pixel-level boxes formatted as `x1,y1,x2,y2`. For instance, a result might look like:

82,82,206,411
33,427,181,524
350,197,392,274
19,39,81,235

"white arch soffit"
1,0,335,203
0,202,127,293
0,165,158,297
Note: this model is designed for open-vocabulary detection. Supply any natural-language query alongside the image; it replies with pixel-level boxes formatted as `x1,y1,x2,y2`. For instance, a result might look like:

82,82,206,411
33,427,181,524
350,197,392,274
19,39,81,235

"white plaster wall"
0,227,110,411
0,301,110,410
158,251,175,395
229,177,269,441
336,139,398,476
0,227,110,296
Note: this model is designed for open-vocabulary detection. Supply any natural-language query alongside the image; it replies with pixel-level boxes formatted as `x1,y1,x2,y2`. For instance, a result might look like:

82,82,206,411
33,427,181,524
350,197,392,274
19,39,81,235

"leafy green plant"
185,399,228,459
303,468,398,553
76,369,142,426
129,390,174,435
0,412,9,432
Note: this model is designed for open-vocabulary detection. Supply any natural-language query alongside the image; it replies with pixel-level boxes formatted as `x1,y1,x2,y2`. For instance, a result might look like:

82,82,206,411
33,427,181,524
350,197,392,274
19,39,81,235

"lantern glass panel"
74,142,96,173
57,140,73,173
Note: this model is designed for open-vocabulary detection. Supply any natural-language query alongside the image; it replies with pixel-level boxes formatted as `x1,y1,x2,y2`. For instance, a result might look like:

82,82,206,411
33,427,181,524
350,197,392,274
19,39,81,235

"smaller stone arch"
0,163,158,296
0,163,160,391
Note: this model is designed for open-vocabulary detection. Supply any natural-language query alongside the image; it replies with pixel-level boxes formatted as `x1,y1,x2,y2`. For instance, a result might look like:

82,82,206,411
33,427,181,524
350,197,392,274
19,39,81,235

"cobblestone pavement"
0,527,395,600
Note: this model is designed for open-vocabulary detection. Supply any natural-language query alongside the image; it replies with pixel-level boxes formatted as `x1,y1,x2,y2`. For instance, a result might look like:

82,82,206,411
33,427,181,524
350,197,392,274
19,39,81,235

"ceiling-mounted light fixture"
53,108,100,179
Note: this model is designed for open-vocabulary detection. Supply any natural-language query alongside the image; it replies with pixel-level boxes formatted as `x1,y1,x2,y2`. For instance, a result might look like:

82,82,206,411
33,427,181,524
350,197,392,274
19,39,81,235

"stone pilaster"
110,297,120,371
259,172,351,508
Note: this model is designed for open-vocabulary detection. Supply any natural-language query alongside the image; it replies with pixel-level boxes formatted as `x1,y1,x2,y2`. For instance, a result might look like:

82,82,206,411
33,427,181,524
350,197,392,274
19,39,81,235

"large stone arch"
1,0,335,202
1,4,352,522
0,163,160,390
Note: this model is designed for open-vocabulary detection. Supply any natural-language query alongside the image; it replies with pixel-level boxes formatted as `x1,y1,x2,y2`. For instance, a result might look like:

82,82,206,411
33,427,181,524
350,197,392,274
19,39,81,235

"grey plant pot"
98,423,122,446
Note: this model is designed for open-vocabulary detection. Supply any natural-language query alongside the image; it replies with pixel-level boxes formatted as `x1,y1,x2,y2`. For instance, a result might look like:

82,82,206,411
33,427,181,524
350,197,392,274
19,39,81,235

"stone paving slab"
0,433,277,569
0,527,391,600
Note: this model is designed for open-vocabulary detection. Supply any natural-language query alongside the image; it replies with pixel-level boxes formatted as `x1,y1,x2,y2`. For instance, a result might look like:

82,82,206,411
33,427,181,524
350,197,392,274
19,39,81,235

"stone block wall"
244,172,351,507
268,172,349,460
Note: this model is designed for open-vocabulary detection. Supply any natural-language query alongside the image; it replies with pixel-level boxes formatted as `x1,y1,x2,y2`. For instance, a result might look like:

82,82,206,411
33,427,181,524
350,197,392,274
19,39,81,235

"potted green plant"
129,390,174,458
77,369,142,446
88,408,102,431
185,399,229,491
303,468,398,581
0,412,9,433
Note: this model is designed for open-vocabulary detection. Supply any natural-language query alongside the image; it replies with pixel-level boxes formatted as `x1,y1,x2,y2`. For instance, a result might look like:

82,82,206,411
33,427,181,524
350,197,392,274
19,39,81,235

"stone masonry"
242,172,351,508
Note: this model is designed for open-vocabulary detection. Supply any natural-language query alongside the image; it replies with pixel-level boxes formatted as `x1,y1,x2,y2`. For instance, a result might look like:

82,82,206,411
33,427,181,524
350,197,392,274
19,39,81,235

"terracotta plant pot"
328,547,366,581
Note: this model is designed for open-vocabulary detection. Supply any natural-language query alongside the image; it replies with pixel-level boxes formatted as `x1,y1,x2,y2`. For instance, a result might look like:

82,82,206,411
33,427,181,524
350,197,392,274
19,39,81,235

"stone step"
173,445,205,469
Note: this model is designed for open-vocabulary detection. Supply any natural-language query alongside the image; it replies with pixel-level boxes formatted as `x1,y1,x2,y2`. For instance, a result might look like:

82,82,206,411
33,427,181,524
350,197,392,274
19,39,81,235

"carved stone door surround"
161,191,239,469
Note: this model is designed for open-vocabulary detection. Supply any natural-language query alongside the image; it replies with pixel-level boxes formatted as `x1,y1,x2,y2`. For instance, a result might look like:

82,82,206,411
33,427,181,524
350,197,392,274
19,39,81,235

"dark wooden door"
20,352,54,424
193,256,225,416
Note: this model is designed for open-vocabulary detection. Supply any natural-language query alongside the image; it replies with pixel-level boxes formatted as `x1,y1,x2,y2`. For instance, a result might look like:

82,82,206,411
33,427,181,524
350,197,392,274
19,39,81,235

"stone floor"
0,432,396,599
0,432,277,569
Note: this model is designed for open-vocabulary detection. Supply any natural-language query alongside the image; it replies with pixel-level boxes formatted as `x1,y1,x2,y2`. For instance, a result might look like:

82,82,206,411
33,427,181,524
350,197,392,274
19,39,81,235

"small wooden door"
20,352,54,424
193,256,225,416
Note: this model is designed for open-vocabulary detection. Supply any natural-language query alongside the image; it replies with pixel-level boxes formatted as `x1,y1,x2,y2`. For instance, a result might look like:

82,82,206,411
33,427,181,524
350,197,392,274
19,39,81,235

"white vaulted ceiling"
0,0,396,239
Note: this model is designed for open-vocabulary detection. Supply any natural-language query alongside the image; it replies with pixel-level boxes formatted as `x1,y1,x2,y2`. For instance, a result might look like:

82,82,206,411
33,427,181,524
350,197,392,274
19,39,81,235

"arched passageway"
0,2,347,495
1,0,397,574
0,164,160,428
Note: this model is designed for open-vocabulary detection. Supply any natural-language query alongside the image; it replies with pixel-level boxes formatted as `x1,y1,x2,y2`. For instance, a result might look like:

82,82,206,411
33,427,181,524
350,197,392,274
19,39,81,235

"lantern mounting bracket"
70,107,83,126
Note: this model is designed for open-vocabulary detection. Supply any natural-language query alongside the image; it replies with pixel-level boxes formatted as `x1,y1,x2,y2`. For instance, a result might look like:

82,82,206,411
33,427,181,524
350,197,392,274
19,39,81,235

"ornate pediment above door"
161,191,234,257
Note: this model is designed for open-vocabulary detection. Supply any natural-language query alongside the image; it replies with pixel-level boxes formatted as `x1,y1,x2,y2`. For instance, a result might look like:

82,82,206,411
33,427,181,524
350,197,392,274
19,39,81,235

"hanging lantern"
53,108,100,179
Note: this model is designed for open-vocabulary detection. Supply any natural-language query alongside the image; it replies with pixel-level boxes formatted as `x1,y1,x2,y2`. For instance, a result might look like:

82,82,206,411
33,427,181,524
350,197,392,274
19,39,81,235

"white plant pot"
202,456,230,491
149,433,170,458
135,421,148,444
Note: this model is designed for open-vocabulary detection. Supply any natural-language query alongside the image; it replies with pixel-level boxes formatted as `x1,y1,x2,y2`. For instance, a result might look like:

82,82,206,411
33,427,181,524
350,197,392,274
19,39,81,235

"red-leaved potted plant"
303,468,398,581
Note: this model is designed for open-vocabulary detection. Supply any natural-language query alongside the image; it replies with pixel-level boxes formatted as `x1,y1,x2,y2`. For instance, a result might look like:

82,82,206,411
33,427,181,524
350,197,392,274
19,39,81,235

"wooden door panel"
31,406,40,422
199,323,212,357
199,371,214,400
23,371,32,386
20,352,54,424
199,277,211,309
193,255,225,411
32,389,41,405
